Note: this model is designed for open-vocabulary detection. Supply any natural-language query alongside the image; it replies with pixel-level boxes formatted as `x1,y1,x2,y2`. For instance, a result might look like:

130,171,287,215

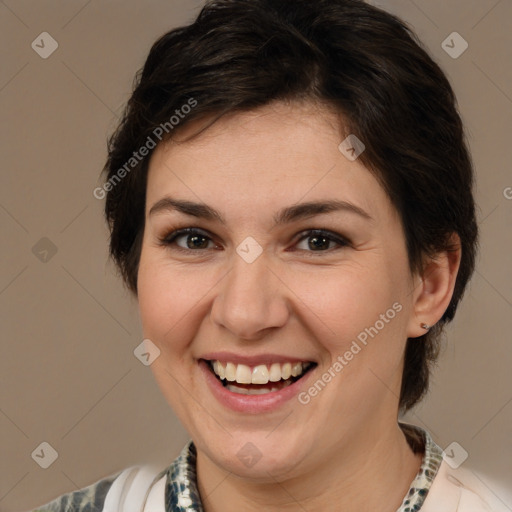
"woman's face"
137,101,421,479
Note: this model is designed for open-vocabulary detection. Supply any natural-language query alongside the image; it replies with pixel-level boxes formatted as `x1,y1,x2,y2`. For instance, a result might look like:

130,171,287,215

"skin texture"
137,101,461,512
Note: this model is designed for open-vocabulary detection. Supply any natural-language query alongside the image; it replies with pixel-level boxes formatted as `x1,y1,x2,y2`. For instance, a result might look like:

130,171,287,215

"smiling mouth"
204,359,317,395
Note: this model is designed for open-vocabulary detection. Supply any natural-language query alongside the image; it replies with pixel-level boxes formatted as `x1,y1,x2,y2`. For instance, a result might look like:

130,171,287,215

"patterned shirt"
32,422,444,512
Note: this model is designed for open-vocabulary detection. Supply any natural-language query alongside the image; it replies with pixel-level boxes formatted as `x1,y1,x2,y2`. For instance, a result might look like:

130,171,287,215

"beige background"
1,0,511,510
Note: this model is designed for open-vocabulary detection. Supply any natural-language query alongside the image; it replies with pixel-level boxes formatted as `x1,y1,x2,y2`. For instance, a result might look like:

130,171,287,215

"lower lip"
198,359,316,414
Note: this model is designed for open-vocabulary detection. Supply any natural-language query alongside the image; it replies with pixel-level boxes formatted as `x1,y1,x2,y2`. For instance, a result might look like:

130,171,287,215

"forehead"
145,102,393,222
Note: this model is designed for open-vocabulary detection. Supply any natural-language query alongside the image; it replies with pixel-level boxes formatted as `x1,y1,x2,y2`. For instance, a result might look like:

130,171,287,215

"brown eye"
159,227,349,256
294,230,349,254
161,228,216,251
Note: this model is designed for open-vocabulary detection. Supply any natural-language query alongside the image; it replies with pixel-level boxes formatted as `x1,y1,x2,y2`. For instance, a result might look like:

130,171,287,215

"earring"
420,323,431,330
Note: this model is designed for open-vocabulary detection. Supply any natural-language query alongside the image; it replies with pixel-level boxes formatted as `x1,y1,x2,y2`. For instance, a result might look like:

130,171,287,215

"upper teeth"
211,361,312,385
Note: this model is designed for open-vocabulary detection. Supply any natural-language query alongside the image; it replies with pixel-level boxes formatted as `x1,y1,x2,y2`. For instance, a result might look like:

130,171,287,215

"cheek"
301,264,399,334
137,255,207,355
299,263,411,394
136,257,208,418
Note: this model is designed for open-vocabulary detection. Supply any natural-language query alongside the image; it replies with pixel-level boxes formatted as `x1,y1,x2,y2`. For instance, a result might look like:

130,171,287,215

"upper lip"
199,351,316,366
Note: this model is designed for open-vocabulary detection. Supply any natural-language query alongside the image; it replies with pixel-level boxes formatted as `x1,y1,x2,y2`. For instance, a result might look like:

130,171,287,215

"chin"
202,431,311,481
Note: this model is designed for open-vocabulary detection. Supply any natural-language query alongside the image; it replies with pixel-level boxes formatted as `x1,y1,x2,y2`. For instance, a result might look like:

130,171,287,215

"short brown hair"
102,0,478,412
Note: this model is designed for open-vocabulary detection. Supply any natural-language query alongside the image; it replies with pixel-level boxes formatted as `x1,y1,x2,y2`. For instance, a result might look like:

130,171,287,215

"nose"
209,252,290,340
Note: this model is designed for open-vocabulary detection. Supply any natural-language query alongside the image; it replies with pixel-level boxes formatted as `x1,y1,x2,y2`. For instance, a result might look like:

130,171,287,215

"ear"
407,233,462,338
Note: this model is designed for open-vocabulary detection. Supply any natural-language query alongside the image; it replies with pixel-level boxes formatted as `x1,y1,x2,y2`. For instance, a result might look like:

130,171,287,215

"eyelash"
158,227,350,256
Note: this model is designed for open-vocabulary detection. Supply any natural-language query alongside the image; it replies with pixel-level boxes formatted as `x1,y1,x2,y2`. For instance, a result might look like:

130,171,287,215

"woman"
31,0,509,510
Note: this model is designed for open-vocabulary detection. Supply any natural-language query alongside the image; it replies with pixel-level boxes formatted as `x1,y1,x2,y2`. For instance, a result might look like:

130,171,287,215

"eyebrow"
148,196,373,226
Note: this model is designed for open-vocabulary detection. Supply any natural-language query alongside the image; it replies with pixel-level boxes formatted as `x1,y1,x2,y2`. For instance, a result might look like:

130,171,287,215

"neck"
196,422,423,512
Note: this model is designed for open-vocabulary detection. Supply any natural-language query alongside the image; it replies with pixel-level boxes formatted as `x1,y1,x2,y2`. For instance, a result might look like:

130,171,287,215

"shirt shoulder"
29,471,121,512
422,460,512,512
